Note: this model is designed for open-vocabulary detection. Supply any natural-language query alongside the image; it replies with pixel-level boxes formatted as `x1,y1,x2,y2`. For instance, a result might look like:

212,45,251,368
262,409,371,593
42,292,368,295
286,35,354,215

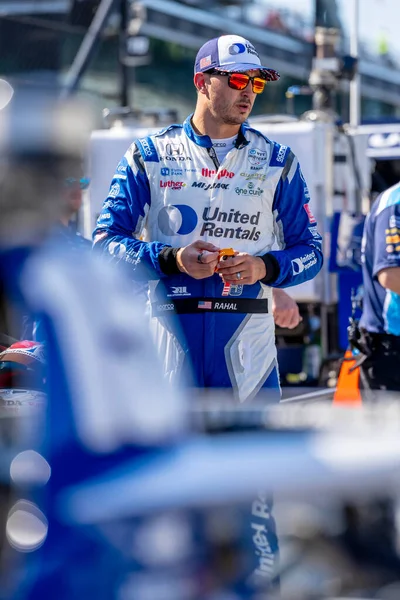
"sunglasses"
207,69,269,94
65,177,90,190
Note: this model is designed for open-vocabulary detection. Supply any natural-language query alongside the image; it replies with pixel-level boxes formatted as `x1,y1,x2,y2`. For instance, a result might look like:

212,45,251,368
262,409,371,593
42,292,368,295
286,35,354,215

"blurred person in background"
272,288,301,330
20,174,91,341
342,181,400,585
93,33,321,404
0,85,190,600
354,181,400,394
56,175,91,250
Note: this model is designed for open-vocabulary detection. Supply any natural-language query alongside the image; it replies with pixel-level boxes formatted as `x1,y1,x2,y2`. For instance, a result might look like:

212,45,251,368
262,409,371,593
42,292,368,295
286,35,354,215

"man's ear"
194,72,207,94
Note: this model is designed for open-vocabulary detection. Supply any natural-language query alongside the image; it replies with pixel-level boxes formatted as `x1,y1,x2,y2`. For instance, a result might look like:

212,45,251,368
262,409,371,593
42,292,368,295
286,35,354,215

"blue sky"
263,0,400,57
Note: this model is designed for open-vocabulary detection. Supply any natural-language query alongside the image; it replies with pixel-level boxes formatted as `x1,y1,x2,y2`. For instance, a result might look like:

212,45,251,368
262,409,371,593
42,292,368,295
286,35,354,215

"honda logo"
166,143,184,156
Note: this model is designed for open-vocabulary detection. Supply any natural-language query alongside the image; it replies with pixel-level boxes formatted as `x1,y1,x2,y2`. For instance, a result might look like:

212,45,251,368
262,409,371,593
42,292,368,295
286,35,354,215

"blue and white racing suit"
93,115,323,401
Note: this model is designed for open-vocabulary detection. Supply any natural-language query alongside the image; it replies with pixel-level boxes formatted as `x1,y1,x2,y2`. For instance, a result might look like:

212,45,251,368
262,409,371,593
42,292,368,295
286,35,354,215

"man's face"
203,69,262,126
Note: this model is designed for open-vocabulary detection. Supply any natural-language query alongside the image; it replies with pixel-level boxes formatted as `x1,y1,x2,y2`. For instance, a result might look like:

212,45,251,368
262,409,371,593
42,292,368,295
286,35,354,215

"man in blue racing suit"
93,34,323,403
356,180,400,392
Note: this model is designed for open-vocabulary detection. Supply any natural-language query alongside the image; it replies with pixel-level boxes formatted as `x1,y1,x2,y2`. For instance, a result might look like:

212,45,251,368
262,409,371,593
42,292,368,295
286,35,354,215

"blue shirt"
359,182,400,334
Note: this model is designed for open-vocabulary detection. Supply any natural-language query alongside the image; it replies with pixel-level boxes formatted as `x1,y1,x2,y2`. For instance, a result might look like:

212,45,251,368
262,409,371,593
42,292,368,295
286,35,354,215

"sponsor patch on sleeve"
270,143,288,166
136,136,159,163
93,231,108,244
303,203,316,224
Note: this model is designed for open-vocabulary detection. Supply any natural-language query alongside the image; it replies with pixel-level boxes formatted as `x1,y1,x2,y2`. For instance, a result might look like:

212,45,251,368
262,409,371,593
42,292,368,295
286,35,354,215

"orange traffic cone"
333,349,362,405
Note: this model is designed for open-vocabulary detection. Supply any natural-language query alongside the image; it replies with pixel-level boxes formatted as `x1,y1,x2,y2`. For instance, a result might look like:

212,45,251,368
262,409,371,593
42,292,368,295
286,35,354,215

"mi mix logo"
192,181,229,191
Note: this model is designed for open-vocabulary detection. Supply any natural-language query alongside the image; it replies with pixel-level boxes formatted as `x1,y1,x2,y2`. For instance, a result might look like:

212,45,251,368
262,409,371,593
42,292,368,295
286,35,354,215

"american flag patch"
303,203,316,224
198,300,212,309
222,283,231,296
200,55,212,70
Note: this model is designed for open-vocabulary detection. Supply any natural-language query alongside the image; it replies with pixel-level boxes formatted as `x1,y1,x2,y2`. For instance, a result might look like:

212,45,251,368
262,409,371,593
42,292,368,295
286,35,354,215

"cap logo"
245,43,259,57
199,55,212,70
228,43,246,55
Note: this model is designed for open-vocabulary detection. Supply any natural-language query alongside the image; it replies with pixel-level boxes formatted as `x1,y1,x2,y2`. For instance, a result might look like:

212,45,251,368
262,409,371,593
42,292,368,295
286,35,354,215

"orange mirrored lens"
228,74,266,94
252,78,266,94
229,74,250,90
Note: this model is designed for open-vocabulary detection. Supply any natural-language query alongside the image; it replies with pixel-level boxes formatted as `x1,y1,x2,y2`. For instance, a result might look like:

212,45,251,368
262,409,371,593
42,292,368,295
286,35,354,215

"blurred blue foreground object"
2,82,400,600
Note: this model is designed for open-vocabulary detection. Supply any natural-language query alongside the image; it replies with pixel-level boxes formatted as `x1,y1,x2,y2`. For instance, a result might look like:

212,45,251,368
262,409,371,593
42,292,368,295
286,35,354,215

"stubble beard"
214,102,250,126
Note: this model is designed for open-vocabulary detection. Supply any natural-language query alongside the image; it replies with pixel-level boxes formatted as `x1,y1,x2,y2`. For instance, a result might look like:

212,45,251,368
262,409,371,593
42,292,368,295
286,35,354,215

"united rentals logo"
245,42,259,57
201,207,261,240
291,251,317,275
228,42,246,55
248,493,276,587
228,42,258,58
158,205,262,240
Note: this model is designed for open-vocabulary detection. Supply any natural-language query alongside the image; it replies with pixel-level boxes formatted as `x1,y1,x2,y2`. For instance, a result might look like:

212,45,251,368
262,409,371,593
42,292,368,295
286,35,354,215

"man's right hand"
176,240,220,279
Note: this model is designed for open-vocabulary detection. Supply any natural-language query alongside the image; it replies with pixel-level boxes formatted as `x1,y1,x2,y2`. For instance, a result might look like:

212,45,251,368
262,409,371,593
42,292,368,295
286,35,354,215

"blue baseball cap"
194,35,280,82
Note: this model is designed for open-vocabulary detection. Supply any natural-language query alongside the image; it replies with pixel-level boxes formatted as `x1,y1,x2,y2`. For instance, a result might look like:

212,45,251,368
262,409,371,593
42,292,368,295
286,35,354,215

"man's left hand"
216,252,266,285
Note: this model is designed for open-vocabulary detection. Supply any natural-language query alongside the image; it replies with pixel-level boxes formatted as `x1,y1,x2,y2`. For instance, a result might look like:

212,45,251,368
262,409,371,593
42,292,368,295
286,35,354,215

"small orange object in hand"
216,247,235,271
218,248,235,259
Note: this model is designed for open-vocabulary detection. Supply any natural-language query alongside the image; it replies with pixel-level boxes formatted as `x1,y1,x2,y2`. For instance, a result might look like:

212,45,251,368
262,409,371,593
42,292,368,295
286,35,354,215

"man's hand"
216,252,266,285
272,288,302,329
176,240,220,279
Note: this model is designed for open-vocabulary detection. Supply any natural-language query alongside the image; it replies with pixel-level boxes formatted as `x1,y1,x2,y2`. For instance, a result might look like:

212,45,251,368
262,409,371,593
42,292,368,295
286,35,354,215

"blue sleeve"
267,150,323,287
371,203,400,278
92,140,169,279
